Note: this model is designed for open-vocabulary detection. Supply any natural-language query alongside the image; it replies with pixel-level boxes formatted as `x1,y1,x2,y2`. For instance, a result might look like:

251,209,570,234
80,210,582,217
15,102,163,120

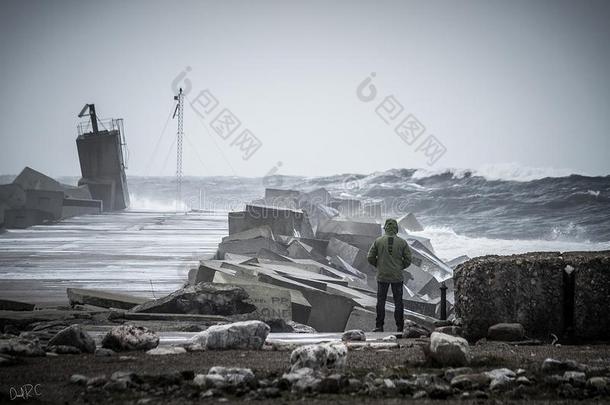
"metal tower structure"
173,88,184,212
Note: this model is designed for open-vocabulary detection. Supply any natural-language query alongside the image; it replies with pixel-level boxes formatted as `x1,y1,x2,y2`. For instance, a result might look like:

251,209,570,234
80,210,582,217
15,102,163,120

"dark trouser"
376,281,404,330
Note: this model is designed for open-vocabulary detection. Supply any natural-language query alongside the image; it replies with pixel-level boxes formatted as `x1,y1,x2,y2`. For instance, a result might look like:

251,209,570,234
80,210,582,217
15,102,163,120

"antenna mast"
173,88,184,212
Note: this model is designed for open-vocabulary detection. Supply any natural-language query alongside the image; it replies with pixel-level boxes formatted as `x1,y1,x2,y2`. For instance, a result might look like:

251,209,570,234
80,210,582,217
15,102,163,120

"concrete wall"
454,251,610,342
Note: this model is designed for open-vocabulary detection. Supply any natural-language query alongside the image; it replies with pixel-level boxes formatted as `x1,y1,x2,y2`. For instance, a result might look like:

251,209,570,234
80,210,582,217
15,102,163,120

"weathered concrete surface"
67,288,147,310
316,219,381,241
24,189,64,220
455,251,610,342
0,299,35,311
564,251,610,341
229,205,314,238
454,253,565,341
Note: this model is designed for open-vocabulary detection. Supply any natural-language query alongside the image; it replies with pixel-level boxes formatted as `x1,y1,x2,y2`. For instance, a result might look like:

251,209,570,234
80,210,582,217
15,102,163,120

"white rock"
290,342,347,372
428,332,470,366
190,320,270,350
146,346,187,355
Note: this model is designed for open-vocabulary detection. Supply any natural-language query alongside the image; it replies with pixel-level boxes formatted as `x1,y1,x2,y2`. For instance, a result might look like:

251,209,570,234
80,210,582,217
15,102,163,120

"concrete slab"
398,212,424,232
221,225,275,242
317,219,381,240
229,204,314,238
253,269,357,332
327,237,376,278
67,288,147,310
3,208,53,228
25,189,64,220
61,198,103,218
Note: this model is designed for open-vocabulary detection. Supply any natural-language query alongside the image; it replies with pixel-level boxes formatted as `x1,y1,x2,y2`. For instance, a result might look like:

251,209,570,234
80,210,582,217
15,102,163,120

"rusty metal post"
440,281,447,320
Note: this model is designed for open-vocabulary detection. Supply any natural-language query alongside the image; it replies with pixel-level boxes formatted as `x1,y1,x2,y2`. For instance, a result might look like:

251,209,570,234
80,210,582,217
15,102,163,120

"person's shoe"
372,327,384,332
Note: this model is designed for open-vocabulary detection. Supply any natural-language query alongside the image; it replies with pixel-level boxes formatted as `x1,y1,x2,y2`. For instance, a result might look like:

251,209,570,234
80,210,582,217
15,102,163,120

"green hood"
383,218,399,235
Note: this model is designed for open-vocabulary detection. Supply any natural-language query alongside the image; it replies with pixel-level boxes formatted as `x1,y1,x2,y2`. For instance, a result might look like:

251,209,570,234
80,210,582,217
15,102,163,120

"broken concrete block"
362,201,382,219
12,167,63,192
229,205,314,238
417,276,443,299
130,283,256,316
341,329,366,341
0,299,35,311
256,272,356,332
265,188,301,200
217,236,288,258
24,189,64,220
567,251,610,341
255,248,293,262
427,332,470,366
316,219,381,240
287,240,317,260
290,342,347,371
227,283,292,321
344,307,377,331
329,256,368,281
403,297,438,318
213,272,311,325
221,225,275,243
61,184,92,200
67,288,146,310
61,198,103,218
487,323,525,342
48,324,96,354
3,208,53,228
398,212,424,232
404,264,435,293
454,253,565,341
327,237,372,273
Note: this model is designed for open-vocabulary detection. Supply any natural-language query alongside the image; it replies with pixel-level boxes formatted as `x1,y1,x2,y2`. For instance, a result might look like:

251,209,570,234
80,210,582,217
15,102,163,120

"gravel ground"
1,340,610,404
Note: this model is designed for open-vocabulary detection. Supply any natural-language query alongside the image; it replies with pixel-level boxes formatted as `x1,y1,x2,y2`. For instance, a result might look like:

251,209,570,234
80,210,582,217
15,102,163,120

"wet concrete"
0,210,227,306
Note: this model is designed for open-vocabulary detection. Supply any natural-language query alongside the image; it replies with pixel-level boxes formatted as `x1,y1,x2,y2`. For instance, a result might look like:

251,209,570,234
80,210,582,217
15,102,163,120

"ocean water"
37,166,610,260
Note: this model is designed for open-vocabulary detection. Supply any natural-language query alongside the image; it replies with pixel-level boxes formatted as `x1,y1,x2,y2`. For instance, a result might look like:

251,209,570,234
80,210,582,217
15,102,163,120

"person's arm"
367,240,378,267
402,242,412,269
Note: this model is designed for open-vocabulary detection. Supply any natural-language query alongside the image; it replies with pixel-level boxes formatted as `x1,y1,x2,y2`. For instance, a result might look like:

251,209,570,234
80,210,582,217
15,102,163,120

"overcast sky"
1,0,609,178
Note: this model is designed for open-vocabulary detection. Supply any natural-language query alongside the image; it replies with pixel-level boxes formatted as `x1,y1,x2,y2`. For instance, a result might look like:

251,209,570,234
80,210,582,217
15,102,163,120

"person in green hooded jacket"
367,218,412,332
